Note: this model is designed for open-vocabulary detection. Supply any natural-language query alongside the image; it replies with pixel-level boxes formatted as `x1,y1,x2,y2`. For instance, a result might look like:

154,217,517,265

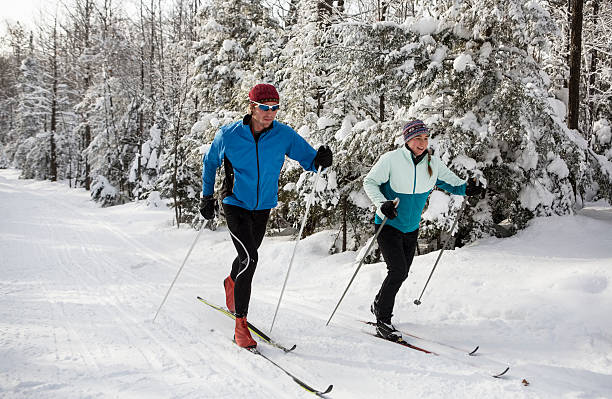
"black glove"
465,178,484,197
380,200,398,220
313,145,333,170
199,195,216,220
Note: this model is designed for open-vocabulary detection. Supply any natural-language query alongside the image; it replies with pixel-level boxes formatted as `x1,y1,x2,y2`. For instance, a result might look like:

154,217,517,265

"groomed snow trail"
1,169,612,398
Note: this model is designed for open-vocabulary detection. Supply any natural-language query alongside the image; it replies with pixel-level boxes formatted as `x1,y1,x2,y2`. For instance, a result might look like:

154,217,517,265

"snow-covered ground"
1,168,611,399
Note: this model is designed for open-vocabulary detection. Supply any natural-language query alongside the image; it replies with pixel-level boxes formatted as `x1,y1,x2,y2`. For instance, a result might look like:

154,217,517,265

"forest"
1,0,611,252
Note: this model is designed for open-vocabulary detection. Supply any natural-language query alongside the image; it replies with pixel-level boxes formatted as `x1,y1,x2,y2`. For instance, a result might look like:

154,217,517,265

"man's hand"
314,145,333,170
199,195,216,220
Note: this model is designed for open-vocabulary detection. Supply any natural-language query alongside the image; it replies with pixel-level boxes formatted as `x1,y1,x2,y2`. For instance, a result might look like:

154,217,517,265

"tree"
567,0,584,130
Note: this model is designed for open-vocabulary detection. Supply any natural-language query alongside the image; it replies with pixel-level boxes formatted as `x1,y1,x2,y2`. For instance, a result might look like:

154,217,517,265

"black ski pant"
374,224,419,323
223,203,270,317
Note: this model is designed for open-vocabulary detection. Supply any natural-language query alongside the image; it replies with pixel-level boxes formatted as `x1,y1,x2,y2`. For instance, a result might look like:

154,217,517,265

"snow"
349,189,371,209
519,142,539,171
430,47,447,64
352,117,376,132
90,175,118,199
222,39,237,52
421,191,453,223
593,119,611,145
146,149,159,170
547,98,567,121
146,191,163,208
334,114,356,142
2,169,612,398
546,156,569,179
411,17,439,36
519,180,554,211
317,117,336,130
204,18,224,32
479,42,493,62
453,54,474,73
191,121,207,135
452,155,478,172
298,125,311,138
150,125,161,147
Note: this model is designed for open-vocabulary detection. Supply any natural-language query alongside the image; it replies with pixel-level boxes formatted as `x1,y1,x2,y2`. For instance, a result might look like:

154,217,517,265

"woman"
363,119,482,341
200,83,333,348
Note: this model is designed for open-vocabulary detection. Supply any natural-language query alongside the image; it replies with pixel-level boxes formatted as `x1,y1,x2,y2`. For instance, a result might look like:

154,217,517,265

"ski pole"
153,219,209,322
413,199,469,306
326,198,399,326
270,166,322,333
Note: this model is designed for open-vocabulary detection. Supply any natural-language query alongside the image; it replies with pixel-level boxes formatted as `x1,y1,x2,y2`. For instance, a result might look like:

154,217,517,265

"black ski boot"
371,299,402,342
370,298,382,319
375,319,402,342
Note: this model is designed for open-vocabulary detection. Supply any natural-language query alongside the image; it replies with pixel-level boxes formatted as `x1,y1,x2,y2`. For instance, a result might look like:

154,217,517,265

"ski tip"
321,384,333,395
284,344,297,353
468,346,479,356
492,366,510,378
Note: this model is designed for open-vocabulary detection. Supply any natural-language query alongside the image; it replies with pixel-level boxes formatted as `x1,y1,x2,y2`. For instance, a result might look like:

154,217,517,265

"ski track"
0,173,317,398
2,170,612,398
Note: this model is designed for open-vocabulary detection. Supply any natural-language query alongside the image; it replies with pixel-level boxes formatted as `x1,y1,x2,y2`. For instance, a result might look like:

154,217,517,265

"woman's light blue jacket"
363,146,466,233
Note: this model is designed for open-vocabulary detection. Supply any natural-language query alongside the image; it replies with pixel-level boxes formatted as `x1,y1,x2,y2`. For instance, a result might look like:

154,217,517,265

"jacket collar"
242,114,275,134
402,144,429,165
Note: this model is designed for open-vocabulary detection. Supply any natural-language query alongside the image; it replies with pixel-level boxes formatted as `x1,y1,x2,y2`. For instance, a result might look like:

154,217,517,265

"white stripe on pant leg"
228,227,252,280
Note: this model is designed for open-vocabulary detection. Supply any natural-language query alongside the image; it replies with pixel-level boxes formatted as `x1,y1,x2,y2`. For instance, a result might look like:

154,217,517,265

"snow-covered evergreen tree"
191,0,280,112
16,54,48,141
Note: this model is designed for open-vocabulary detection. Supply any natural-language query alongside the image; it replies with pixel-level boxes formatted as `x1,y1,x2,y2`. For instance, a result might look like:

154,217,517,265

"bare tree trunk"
49,17,58,181
83,0,93,190
567,0,583,130
378,1,388,122
341,195,347,252
286,0,299,26
588,0,599,131
149,0,156,126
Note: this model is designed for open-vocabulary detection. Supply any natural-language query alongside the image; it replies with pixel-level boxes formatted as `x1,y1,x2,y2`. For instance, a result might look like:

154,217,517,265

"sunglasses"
251,101,280,112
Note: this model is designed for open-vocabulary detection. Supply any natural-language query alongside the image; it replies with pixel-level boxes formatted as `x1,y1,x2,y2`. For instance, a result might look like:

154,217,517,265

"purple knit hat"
402,120,429,143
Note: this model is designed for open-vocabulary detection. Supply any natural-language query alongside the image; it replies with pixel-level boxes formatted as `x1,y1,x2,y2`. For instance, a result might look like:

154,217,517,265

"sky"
0,0,45,34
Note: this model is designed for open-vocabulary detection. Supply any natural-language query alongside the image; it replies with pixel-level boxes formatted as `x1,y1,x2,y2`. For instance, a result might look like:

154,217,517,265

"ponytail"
427,150,433,177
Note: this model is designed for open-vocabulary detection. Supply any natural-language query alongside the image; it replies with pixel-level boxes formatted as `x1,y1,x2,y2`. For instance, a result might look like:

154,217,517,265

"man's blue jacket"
202,116,317,210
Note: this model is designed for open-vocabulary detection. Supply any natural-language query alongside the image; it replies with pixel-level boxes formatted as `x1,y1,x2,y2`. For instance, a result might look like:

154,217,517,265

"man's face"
250,101,279,129
406,134,429,156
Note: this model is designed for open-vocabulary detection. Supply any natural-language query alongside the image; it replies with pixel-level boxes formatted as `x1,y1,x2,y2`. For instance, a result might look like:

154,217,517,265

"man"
363,119,483,341
200,83,333,348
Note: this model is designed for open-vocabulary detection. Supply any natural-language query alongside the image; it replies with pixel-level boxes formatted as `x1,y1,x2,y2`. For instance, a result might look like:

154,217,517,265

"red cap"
248,84,279,103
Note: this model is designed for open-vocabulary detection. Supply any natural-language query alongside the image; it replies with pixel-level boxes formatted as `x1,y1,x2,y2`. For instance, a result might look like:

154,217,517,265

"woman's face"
406,133,429,156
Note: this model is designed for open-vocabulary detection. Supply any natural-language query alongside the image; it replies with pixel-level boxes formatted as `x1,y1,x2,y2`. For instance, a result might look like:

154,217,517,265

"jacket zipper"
255,138,260,208
412,155,417,194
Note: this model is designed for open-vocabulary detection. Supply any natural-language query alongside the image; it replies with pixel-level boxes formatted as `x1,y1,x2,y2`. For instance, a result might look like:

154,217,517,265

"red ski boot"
224,276,235,313
234,316,256,348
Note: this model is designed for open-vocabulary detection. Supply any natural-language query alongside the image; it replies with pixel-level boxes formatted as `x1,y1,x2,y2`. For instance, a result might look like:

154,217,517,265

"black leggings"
223,203,270,316
375,224,419,322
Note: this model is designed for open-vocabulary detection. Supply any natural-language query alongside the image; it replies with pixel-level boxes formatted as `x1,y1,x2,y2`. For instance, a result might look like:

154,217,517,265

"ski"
243,346,333,397
367,332,437,355
491,366,510,378
361,320,479,355
197,296,296,353
362,321,509,379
